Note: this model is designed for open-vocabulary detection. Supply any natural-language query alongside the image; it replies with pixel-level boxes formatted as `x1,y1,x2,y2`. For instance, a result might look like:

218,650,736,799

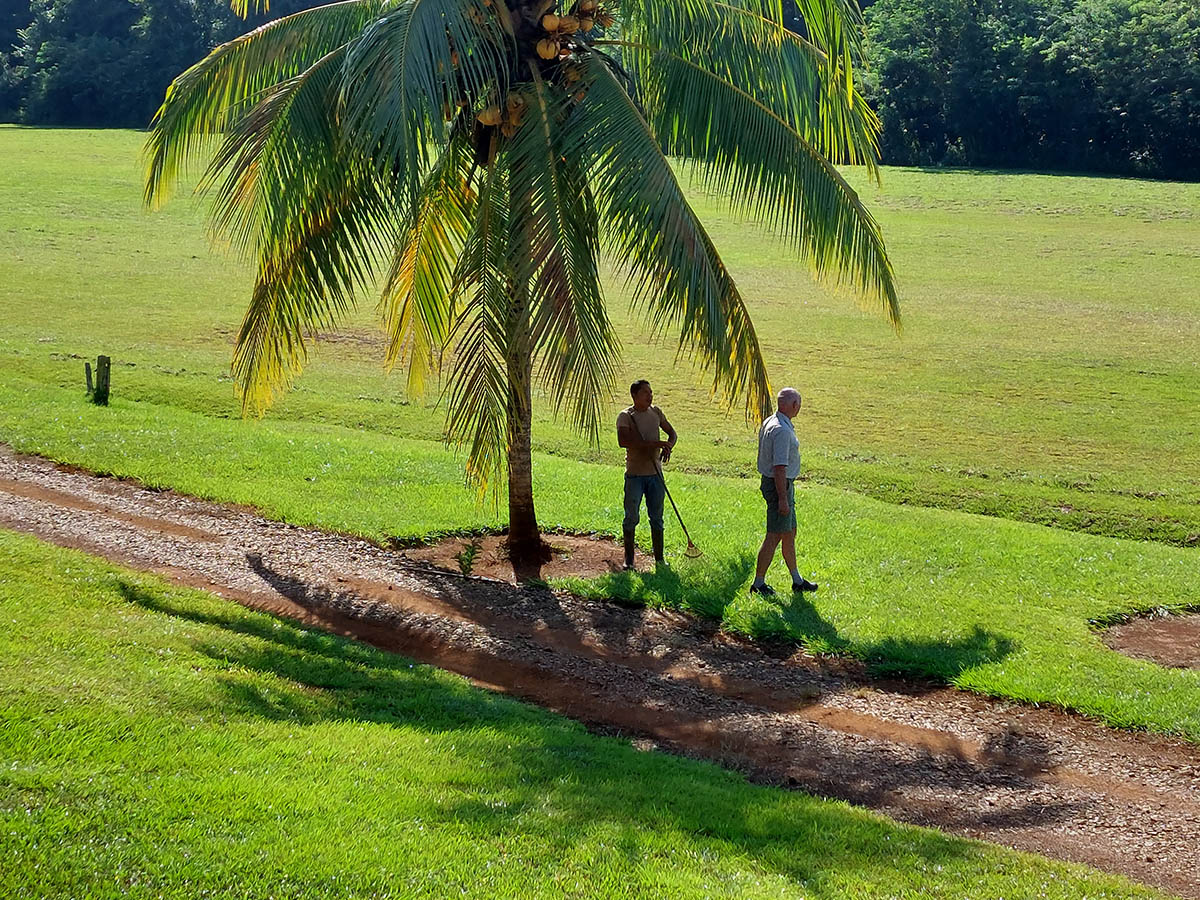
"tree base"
500,532,554,583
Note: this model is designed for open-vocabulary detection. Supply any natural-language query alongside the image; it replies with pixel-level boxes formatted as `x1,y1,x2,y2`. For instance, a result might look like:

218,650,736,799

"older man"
750,387,818,595
616,379,677,570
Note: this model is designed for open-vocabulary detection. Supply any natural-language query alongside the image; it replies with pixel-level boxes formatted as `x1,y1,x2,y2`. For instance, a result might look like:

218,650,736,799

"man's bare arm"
660,421,678,463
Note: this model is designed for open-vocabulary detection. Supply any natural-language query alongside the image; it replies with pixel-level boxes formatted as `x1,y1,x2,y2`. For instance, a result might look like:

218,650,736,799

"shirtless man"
616,379,677,570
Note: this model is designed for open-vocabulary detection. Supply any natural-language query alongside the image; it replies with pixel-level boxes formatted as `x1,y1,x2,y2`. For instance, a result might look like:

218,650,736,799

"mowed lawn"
0,531,1168,900
2,382,1198,741
1,126,1199,740
1,127,1198,543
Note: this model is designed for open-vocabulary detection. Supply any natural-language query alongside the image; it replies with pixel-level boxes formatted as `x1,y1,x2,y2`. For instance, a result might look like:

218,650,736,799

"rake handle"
657,462,697,548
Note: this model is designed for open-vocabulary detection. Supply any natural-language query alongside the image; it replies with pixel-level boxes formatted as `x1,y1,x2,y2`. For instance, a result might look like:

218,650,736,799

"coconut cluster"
476,91,531,138
536,0,614,59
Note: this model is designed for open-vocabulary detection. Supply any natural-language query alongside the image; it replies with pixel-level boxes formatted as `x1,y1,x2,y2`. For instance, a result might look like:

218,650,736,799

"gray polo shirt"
756,411,801,479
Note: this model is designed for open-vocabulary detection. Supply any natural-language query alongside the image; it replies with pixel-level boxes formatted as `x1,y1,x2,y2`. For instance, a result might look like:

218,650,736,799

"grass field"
2,127,1198,544
1,126,1199,742
0,530,1167,900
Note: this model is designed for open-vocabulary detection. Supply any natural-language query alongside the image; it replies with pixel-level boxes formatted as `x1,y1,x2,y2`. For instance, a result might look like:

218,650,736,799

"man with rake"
616,379,677,570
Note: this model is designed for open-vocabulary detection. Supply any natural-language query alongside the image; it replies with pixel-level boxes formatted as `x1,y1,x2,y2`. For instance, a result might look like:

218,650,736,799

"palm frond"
143,0,384,207
574,53,773,418
378,128,478,398
444,158,514,495
219,49,399,412
616,0,878,168
627,44,898,325
339,0,512,204
506,64,619,442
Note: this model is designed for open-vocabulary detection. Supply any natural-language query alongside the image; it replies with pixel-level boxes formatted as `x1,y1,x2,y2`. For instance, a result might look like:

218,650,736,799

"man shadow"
745,591,1017,683
589,551,757,622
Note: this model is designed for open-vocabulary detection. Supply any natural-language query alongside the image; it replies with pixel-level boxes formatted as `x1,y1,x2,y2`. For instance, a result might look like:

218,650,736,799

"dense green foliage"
863,0,1200,179
0,0,319,125
4,0,1198,179
0,530,1166,899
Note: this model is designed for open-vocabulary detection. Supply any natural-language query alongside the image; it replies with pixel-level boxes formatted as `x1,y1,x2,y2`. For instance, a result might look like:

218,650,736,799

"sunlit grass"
2,127,1198,543
2,378,1198,741
0,530,1168,900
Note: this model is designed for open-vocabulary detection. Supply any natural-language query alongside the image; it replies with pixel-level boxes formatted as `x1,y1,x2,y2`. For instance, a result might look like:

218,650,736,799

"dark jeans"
623,474,665,531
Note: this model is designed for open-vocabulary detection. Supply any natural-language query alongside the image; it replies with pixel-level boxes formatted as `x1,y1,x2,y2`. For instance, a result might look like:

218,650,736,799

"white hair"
777,387,801,407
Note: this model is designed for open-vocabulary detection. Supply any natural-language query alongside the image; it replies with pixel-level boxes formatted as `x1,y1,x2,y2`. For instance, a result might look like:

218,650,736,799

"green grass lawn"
2,379,1198,741
0,530,1168,899
2,126,1199,741
2,126,1199,544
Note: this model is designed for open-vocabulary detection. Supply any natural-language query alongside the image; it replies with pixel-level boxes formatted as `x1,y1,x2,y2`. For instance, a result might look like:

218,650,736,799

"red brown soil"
1106,614,1200,669
1,445,1198,898
402,532,651,582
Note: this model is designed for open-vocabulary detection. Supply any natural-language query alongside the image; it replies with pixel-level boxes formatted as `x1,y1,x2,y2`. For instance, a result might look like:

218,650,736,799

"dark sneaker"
749,582,777,597
792,577,819,593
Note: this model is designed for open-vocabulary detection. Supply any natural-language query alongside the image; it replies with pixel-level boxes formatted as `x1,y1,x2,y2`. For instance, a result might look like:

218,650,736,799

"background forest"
1,0,1198,179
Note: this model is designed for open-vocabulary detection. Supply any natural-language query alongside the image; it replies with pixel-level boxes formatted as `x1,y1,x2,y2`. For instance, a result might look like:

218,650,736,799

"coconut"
579,0,597,12
558,14,579,32
477,105,502,126
579,15,594,31
536,37,559,59
541,13,559,30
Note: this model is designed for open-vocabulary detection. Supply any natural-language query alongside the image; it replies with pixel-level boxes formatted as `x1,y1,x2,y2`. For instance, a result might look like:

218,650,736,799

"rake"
657,462,703,558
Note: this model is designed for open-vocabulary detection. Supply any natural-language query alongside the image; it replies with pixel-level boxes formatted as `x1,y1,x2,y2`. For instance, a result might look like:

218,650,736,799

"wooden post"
84,362,93,395
93,356,110,406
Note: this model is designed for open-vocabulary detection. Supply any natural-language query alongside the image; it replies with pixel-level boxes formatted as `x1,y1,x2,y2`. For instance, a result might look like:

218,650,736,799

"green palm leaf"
339,0,511,203
575,53,773,417
624,44,898,324
507,64,619,442
378,128,478,397
144,0,384,207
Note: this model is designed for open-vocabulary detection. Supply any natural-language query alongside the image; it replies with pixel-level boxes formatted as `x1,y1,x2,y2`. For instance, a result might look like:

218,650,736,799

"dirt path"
1,446,1197,898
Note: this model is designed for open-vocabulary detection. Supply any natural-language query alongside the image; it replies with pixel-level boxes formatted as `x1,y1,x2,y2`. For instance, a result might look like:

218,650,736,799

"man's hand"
660,445,672,464
778,499,790,517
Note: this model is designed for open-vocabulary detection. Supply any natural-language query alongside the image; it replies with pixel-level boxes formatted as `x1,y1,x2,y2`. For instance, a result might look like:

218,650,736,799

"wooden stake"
93,356,110,406
85,362,93,394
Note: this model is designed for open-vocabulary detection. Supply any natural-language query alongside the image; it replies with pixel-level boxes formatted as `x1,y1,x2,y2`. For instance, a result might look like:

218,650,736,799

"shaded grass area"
0,530,1168,899
3,378,1198,741
2,127,1199,543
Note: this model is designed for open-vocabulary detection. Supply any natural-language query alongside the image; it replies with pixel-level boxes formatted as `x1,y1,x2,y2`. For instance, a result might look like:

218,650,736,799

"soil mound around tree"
1105,612,1200,669
402,533,651,582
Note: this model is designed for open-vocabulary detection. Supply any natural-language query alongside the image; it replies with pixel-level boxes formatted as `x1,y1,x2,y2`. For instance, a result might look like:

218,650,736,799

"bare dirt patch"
1106,613,1200,669
401,532,650,582
1,445,1199,898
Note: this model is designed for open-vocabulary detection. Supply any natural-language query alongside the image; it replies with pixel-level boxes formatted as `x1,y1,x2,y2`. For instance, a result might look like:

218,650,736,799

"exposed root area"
403,532,650,583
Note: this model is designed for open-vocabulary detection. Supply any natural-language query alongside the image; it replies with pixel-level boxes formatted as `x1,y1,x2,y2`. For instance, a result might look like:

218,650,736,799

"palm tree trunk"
504,280,549,582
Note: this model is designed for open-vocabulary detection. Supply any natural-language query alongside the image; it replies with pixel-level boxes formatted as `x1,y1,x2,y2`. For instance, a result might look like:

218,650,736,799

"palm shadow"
113,576,1082,898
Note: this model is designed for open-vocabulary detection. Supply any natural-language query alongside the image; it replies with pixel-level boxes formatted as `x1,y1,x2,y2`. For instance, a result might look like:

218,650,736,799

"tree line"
2,0,1198,180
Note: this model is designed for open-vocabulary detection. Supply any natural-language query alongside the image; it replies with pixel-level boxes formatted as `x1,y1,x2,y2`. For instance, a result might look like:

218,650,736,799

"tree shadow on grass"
113,577,1085,899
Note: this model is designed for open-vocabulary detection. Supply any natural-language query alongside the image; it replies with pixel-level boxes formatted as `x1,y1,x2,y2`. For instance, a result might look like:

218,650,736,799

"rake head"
683,540,703,559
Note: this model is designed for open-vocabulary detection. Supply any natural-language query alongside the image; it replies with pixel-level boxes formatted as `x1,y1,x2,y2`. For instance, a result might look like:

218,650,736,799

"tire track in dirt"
1,446,1197,897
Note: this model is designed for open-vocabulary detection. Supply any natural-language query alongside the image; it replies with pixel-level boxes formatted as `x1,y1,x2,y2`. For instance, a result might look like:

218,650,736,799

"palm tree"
144,0,898,581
